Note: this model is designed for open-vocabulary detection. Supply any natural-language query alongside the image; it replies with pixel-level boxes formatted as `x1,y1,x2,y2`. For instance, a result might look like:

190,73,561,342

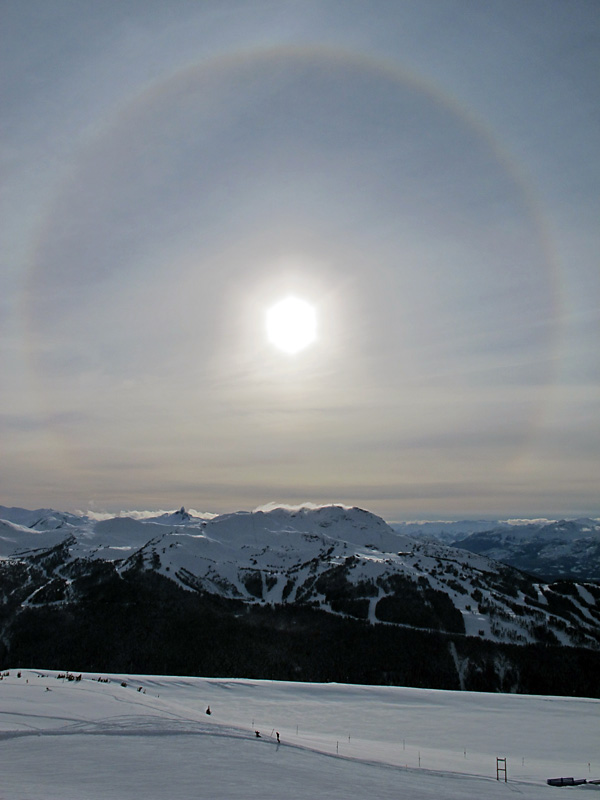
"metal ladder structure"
496,757,507,782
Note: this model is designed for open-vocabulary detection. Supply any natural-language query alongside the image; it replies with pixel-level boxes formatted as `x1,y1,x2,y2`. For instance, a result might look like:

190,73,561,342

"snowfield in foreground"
0,670,598,799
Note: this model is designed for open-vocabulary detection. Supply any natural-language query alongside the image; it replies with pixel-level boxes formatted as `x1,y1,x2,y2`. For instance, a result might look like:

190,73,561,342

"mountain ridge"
1,503,600,696
1,504,598,649
451,519,600,582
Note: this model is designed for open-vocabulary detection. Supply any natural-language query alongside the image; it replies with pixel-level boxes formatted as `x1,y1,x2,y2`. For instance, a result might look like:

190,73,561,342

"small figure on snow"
206,705,211,715
255,730,261,738
276,732,280,743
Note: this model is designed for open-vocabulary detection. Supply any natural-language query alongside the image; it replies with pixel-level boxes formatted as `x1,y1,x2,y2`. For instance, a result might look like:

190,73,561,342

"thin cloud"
253,501,354,513
79,508,218,521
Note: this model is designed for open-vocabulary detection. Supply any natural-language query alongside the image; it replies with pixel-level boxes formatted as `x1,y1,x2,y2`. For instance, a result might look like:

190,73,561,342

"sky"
1,0,598,520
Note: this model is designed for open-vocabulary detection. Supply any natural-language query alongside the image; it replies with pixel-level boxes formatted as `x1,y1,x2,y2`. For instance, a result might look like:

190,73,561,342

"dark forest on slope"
3,567,599,698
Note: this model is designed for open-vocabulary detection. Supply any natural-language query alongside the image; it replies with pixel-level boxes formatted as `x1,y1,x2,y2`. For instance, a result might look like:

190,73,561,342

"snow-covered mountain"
389,519,512,543
0,505,88,532
1,504,598,651
389,517,600,582
452,518,600,581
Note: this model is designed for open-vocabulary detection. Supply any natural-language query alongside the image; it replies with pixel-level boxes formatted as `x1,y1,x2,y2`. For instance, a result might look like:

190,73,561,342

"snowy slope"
70,516,169,561
0,669,597,800
0,505,88,530
0,519,74,558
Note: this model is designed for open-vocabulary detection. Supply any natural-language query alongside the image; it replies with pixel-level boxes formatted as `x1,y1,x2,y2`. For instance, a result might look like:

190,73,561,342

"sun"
266,296,317,354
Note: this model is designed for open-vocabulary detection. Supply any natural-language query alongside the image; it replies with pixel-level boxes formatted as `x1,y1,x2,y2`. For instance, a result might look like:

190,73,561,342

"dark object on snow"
547,777,587,786
255,730,261,738
276,732,280,743
206,706,211,715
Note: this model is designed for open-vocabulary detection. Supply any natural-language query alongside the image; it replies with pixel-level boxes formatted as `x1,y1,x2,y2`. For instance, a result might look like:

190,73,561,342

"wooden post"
496,757,507,782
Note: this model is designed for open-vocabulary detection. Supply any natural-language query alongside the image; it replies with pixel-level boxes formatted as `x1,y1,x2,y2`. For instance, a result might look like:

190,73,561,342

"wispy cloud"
253,501,354,513
2,2,598,518
79,508,218,521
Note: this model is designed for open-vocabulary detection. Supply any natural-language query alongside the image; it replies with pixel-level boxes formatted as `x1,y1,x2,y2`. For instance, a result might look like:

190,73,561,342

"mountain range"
1,504,599,696
390,518,600,581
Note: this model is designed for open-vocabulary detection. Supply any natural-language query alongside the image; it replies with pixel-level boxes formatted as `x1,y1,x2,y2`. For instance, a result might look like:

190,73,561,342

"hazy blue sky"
1,0,598,519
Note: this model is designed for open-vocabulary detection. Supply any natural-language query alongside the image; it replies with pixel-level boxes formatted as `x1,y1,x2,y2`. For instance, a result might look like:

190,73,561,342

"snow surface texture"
1,505,599,650
0,669,597,799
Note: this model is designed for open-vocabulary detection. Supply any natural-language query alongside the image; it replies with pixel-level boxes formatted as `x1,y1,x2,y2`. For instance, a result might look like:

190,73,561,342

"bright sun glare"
266,296,317,354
